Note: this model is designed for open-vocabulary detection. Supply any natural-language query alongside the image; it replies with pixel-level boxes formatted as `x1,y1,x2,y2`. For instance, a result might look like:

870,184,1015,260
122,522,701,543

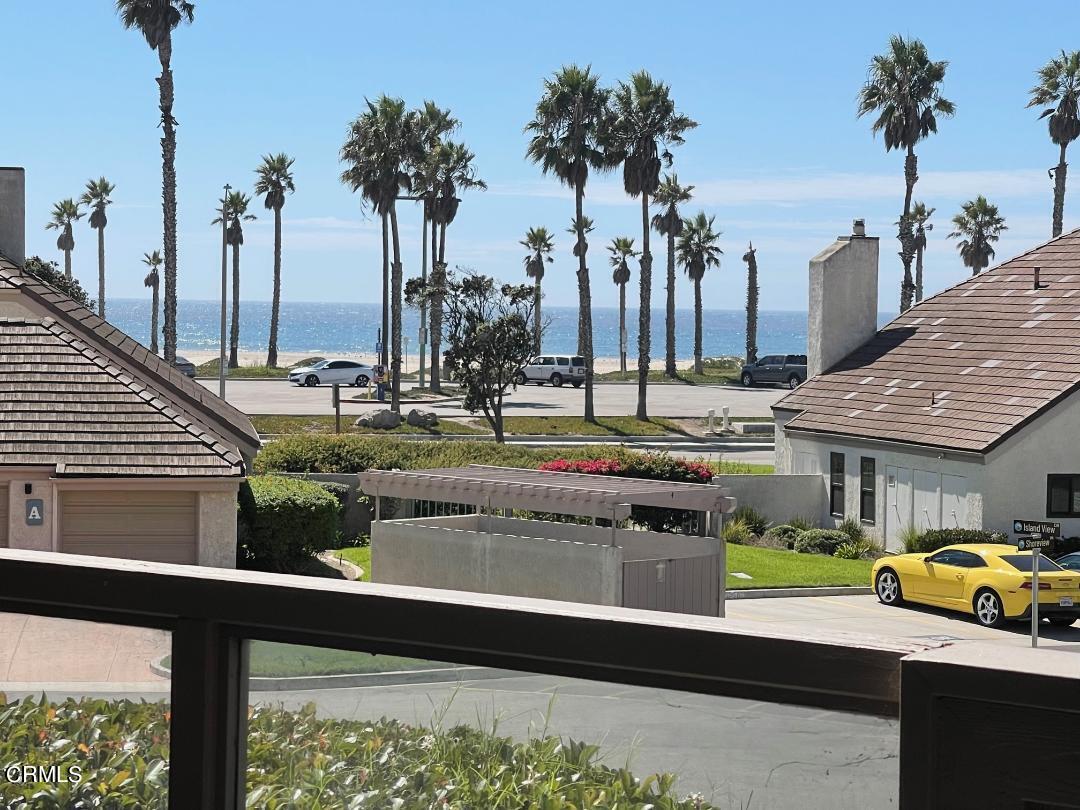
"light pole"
219,183,231,399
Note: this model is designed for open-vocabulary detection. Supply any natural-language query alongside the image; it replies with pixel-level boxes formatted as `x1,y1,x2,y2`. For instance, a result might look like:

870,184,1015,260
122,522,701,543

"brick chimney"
0,167,26,269
807,219,879,379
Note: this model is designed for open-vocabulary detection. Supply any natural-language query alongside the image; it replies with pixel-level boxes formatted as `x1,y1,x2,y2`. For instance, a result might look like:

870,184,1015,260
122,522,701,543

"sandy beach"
180,349,717,374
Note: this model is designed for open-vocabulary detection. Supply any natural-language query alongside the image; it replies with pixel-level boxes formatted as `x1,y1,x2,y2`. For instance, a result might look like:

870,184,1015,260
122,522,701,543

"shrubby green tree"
23,255,95,311
858,35,954,312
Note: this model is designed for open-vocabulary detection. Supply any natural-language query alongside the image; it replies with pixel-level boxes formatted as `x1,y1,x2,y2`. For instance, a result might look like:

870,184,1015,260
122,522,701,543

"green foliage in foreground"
238,476,340,573
0,696,716,808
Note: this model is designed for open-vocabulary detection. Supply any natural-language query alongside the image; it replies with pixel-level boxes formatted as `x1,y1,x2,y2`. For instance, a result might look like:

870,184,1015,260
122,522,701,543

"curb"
150,656,511,691
727,586,873,599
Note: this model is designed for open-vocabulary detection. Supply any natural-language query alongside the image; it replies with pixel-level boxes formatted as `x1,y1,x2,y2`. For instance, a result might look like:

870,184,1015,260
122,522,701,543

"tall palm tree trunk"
97,227,106,319
665,230,676,377
390,203,403,411
693,277,703,375
914,243,925,304
898,147,918,312
1054,142,1068,238
745,249,758,365
229,243,240,368
150,284,159,355
64,248,72,281
158,33,179,363
533,279,542,355
636,194,651,421
380,212,389,369
575,183,595,423
618,281,626,373
266,207,282,368
437,223,449,384
429,218,442,393
419,215,428,389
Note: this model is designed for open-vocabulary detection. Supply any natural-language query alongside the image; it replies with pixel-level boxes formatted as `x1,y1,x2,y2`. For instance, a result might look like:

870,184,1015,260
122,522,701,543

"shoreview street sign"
1013,519,1060,537
1017,536,1053,551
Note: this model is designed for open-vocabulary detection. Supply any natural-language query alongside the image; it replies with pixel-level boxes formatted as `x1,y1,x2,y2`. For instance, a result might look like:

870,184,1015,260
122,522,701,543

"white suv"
515,355,586,388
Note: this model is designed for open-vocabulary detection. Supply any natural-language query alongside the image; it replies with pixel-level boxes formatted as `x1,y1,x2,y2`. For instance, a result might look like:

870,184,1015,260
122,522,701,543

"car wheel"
741,372,753,387
788,374,801,390
875,568,903,606
571,381,582,388
305,375,319,387
1048,616,1077,627
550,373,564,387
973,588,1006,628
355,374,370,387
514,372,527,386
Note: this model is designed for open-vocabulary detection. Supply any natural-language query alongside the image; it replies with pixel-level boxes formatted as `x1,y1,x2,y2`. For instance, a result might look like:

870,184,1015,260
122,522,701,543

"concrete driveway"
202,378,786,419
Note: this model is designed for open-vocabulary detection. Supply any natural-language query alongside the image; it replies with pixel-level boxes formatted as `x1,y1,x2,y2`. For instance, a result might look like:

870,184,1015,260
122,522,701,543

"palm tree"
948,196,1007,276
651,174,694,377
609,71,696,420
116,0,195,363
411,103,458,390
857,35,954,313
741,242,759,365
340,96,417,409
212,191,256,368
676,213,722,375
1027,50,1080,238
45,199,82,280
608,237,637,374
521,226,555,354
430,140,486,392
142,250,162,354
80,177,115,319
254,153,296,369
911,202,935,302
526,64,613,423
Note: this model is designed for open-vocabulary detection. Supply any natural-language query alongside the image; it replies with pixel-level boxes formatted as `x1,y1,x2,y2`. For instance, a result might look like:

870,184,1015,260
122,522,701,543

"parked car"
1055,551,1080,571
288,359,375,387
172,356,197,378
740,354,806,389
872,543,1080,628
514,355,586,388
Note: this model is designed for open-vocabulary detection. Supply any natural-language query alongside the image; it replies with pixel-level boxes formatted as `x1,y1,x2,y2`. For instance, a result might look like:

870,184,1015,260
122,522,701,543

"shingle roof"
0,255,259,460
0,317,242,476
775,228,1080,453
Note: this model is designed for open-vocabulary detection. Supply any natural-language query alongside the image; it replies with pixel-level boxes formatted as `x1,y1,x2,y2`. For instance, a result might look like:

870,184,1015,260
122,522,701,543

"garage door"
60,491,197,564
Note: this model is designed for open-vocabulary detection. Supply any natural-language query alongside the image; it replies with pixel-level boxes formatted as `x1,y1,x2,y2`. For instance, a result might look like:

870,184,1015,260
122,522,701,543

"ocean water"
105,299,894,359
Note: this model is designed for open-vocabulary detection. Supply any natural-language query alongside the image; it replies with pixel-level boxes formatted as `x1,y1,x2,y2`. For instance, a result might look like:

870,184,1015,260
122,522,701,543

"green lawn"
195,357,327,378
251,414,489,436
498,415,686,436
709,461,774,475
726,543,873,589
595,359,742,385
332,545,371,581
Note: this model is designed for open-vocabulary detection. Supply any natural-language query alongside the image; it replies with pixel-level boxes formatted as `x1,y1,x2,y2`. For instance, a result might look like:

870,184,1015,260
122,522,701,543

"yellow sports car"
871,543,1080,628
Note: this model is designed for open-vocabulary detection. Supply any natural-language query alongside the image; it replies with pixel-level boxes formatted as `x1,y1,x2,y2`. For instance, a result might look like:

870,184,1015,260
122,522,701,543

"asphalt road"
201,378,786,419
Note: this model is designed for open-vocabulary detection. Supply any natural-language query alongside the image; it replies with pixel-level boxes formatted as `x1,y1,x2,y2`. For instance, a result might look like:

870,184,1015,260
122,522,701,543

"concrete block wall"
716,474,825,527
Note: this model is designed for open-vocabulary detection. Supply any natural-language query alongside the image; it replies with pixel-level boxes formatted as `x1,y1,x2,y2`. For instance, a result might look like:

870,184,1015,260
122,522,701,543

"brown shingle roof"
0,255,259,460
0,317,242,476
775,228,1080,453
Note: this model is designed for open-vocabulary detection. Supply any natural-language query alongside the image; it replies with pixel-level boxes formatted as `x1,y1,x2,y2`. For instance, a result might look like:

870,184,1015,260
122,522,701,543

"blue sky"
4,1,1076,310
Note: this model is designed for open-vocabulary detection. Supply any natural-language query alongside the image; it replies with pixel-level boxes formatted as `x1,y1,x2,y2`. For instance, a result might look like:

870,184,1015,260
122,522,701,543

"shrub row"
902,527,1008,554
237,475,340,573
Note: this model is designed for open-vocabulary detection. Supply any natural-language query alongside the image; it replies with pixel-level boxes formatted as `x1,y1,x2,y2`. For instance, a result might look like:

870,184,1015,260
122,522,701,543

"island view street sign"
1013,519,1061,537
1017,536,1053,552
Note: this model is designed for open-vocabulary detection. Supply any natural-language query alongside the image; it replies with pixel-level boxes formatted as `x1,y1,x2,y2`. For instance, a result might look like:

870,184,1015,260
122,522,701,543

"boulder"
406,408,439,428
355,409,401,430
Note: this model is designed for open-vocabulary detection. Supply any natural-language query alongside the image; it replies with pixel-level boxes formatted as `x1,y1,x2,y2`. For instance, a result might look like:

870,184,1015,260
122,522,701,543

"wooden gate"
622,554,721,616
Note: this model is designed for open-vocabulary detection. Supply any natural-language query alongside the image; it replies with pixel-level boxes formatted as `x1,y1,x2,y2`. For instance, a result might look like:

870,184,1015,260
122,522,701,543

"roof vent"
852,218,866,237
1034,266,1044,290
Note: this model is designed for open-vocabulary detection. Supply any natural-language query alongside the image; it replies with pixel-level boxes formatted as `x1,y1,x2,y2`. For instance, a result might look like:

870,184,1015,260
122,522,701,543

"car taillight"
1020,581,1051,590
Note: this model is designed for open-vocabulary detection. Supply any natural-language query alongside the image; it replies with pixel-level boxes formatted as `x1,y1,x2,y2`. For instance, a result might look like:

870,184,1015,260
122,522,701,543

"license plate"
1059,597,1074,607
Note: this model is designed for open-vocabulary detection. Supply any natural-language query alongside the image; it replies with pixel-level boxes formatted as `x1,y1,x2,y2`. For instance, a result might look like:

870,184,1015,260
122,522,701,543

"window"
830,453,845,517
571,357,585,367
1046,474,1080,517
860,457,875,524
999,555,1064,573
556,356,569,366
537,356,554,365
928,550,986,568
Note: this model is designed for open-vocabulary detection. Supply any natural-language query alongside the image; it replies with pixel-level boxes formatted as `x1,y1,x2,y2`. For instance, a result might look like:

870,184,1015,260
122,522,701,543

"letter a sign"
25,499,43,526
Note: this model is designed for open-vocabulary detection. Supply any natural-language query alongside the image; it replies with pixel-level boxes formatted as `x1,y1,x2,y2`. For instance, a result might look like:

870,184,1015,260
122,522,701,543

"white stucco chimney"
807,219,879,378
0,167,26,269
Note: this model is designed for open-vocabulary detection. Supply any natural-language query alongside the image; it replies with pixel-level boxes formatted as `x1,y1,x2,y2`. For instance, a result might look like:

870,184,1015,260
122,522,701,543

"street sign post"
1013,519,1060,648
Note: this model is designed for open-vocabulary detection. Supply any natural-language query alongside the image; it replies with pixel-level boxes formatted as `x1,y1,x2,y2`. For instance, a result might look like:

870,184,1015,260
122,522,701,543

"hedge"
793,528,849,555
238,475,340,573
904,528,1007,554
0,696,716,808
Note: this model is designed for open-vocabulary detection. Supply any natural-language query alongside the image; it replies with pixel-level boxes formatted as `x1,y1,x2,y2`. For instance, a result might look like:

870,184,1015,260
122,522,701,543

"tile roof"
0,255,259,460
0,317,243,476
775,228,1080,453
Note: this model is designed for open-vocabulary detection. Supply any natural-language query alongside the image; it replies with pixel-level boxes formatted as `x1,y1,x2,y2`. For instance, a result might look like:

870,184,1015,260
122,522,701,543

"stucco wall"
198,488,240,568
808,234,879,378
5,471,55,552
372,514,623,605
716,473,824,526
